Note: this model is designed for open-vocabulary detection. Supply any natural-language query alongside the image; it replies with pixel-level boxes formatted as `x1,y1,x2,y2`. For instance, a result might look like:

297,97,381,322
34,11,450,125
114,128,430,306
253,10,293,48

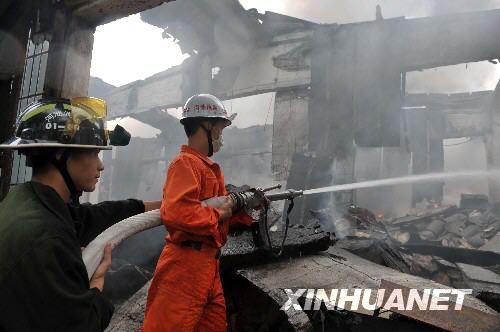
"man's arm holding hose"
71,198,161,247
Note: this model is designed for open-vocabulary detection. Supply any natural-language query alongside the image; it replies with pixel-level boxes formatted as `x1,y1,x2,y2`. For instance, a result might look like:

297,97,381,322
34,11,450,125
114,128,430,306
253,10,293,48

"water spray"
302,169,500,196
256,170,498,202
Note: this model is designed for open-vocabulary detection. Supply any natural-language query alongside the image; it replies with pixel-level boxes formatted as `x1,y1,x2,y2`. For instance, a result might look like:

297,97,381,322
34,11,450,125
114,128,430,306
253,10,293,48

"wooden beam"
72,0,170,26
105,37,312,118
405,92,493,111
444,112,489,138
397,9,500,71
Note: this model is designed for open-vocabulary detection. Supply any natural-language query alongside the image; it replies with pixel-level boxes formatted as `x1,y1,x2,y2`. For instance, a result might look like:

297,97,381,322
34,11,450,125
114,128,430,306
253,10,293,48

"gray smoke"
273,0,500,23
256,0,500,217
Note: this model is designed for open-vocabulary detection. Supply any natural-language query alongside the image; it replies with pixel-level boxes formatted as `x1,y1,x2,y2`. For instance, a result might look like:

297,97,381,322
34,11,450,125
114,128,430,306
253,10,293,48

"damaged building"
1,0,500,331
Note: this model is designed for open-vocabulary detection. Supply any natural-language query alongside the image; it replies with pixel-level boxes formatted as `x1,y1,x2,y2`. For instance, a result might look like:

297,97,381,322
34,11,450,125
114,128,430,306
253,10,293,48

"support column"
272,89,309,181
486,80,500,203
0,4,31,200
286,25,357,223
181,54,213,101
407,108,445,206
44,8,95,98
309,25,356,209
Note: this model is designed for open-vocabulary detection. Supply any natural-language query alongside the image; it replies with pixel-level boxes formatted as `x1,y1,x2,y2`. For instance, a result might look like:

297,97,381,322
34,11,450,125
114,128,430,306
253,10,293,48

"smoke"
407,62,500,94
432,0,500,15
93,1,500,215
282,0,434,23
443,138,489,204
246,1,500,93
242,0,500,24
238,0,500,95
245,0,500,218
241,0,433,23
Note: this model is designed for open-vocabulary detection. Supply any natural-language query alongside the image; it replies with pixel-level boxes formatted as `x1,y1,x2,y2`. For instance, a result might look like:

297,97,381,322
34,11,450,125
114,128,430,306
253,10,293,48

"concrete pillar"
486,80,500,203
199,55,213,93
406,108,445,206
60,20,95,98
44,8,95,98
0,7,31,200
272,89,309,181
308,25,356,209
181,54,213,100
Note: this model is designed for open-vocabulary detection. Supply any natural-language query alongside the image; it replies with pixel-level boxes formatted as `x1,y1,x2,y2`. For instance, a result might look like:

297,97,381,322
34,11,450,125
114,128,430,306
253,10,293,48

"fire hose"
81,209,162,280
82,186,303,280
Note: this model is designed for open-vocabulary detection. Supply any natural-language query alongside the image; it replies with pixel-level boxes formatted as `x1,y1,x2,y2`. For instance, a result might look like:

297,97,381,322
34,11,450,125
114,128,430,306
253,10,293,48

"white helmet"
180,94,236,127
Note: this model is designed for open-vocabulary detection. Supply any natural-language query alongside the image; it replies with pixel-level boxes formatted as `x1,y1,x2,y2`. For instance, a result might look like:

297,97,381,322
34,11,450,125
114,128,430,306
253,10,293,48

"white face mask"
212,134,223,153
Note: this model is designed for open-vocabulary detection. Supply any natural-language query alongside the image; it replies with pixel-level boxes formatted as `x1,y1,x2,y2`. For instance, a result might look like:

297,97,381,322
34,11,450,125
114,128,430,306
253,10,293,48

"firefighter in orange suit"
142,94,252,332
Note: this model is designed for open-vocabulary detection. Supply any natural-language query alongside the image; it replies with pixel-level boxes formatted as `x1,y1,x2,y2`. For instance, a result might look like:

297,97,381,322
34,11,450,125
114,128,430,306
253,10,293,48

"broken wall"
272,89,309,181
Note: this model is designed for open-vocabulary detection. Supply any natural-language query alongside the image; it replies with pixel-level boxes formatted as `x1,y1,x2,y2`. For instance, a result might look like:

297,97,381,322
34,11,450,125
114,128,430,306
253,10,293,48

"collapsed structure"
92,0,500,221
1,0,500,331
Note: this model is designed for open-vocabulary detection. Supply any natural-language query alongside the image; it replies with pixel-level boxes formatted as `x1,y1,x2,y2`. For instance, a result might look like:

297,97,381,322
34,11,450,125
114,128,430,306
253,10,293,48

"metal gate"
9,36,49,188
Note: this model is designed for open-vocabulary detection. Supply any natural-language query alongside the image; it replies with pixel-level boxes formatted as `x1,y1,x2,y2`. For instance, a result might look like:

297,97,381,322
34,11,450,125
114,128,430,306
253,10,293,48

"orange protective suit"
142,145,252,332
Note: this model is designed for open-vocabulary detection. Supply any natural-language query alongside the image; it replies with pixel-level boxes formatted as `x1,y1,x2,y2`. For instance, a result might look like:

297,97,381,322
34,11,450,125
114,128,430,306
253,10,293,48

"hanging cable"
263,198,294,258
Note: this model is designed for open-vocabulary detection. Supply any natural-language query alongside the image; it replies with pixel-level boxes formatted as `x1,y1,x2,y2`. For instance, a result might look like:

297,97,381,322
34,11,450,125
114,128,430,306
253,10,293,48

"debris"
103,259,152,305
317,201,500,301
236,247,500,331
481,232,500,253
469,210,487,226
460,193,490,210
402,244,500,267
105,281,150,332
385,202,500,252
222,223,331,269
419,219,445,240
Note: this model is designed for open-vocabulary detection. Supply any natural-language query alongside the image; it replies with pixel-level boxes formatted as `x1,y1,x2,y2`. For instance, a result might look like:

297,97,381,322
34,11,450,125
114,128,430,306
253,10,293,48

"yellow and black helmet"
0,97,130,150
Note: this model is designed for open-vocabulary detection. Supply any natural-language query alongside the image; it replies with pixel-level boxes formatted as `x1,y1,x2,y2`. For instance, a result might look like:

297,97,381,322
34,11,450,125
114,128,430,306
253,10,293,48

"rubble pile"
386,194,500,250
306,194,500,313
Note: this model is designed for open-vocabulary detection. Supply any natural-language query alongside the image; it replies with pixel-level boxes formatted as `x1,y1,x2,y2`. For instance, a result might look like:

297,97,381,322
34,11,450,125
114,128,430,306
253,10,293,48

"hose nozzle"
265,189,304,202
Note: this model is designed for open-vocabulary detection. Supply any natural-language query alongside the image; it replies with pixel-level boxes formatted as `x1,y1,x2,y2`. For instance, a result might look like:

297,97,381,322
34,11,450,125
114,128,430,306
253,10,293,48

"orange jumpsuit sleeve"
160,157,220,237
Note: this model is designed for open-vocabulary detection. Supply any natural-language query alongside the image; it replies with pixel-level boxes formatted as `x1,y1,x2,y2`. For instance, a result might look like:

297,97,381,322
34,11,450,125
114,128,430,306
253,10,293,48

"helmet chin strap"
49,150,82,204
200,124,214,157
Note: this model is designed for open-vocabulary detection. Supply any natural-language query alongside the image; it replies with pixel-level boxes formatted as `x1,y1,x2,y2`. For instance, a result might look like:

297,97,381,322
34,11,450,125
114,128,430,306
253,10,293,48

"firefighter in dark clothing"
0,97,160,332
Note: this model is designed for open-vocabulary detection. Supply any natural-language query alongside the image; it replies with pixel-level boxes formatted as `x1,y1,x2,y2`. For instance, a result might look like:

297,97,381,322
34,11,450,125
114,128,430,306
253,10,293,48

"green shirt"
0,181,144,332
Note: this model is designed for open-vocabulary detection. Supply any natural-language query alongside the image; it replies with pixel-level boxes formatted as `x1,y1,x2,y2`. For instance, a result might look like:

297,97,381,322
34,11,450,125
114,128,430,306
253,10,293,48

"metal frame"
10,36,49,187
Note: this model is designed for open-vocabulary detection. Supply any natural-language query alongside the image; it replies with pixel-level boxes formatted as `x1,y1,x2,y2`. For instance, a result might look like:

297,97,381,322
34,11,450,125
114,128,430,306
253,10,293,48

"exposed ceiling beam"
71,0,173,26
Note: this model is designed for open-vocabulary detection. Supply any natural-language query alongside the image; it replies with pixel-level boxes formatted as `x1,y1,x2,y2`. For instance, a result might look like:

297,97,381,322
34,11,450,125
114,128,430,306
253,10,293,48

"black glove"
228,188,268,213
